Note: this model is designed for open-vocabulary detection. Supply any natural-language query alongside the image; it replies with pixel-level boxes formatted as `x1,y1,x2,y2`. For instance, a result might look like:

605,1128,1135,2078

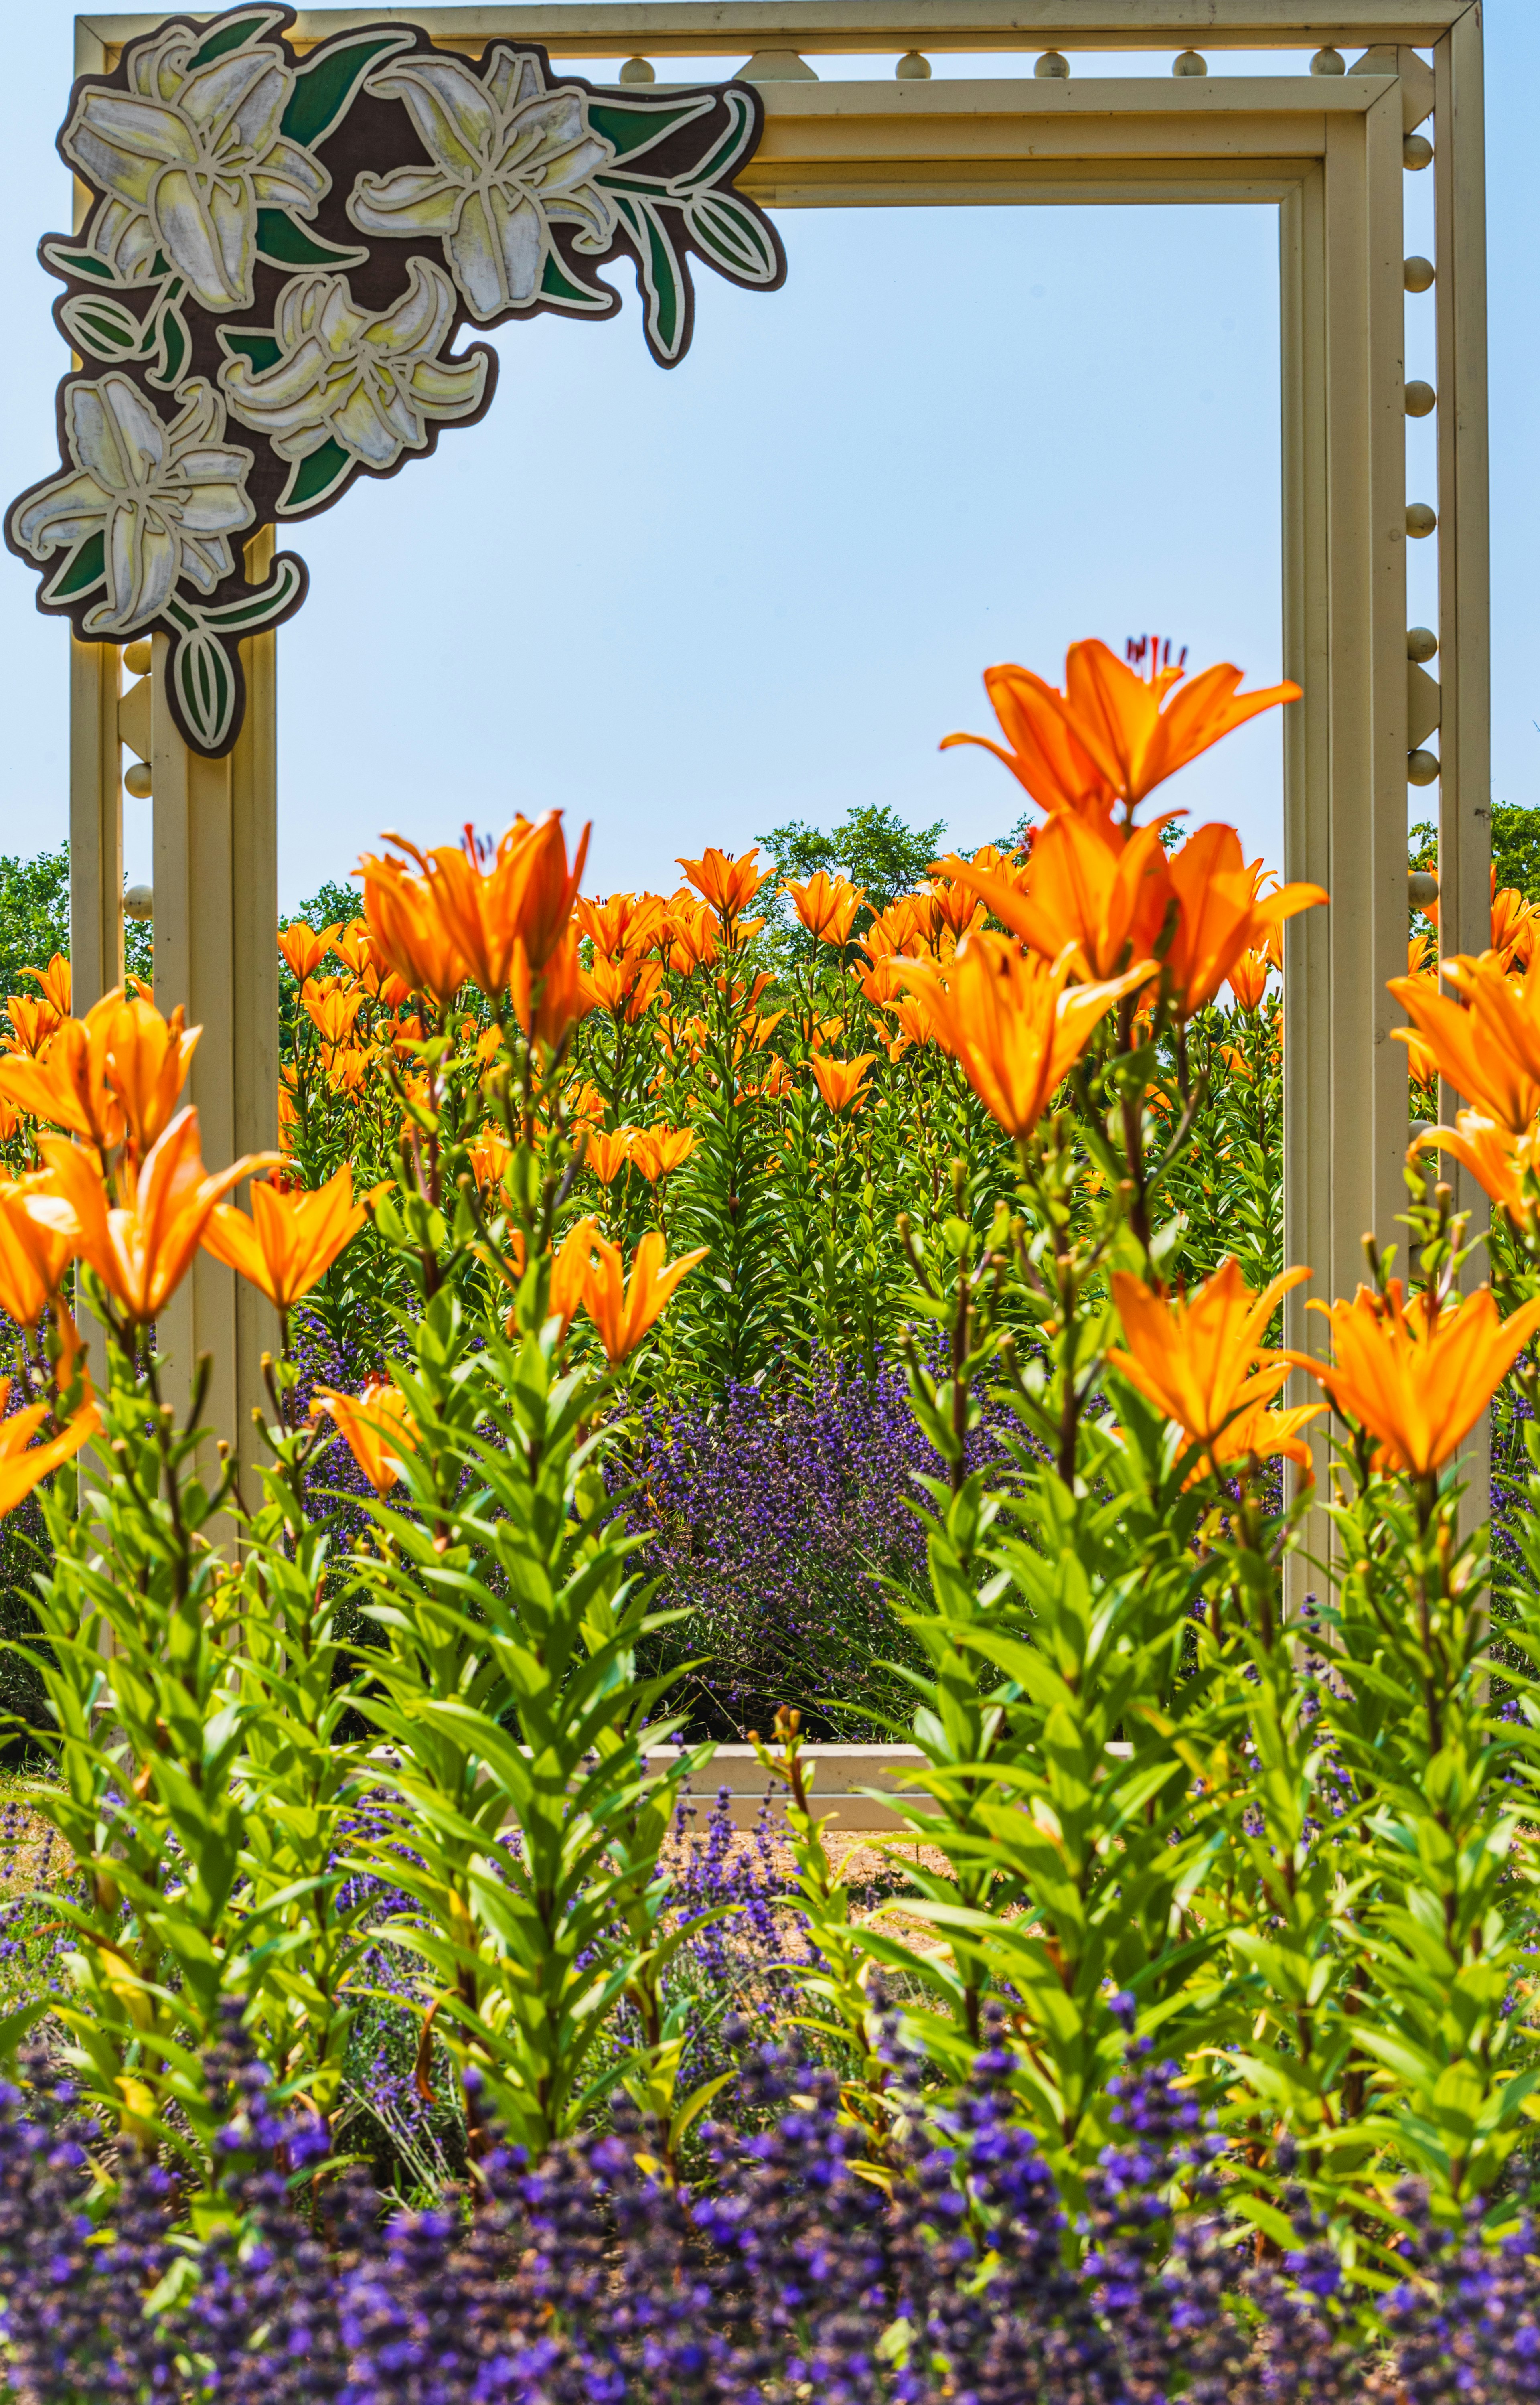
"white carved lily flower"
10,374,253,634
65,24,328,311
219,261,488,476
348,48,615,322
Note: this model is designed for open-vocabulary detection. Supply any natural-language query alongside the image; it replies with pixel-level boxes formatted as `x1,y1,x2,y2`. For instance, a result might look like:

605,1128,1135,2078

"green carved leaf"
280,440,354,516
219,329,284,374
281,30,416,149
587,92,715,162
693,89,759,187
199,555,305,631
255,212,367,271
173,625,238,755
614,195,684,364
59,294,143,362
538,251,612,313
149,300,190,390
188,8,289,70
685,191,780,286
43,241,119,285
45,531,106,602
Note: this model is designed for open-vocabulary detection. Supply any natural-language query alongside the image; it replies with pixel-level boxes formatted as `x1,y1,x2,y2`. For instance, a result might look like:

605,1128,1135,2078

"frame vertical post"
150,531,278,1507
1435,2,1492,1537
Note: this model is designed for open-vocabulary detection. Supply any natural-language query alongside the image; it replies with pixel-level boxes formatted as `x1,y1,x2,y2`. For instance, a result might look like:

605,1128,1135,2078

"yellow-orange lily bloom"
785,872,863,947
940,814,1172,984
630,1126,695,1183
898,936,1151,1140
575,891,665,961
311,1379,417,1492
202,1164,373,1312
943,637,1300,824
510,924,590,1052
278,921,339,982
1388,951,1540,1133
581,1227,708,1365
1415,1111,1540,1231
0,1179,73,1325
28,1108,274,1324
677,846,769,922
303,987,365,1046
0,1381,98,1518
386,814,590,996
466,1127,512,1192
549,1213,603,1338
584,1128,636,1186
359,850,469,1010
1226,949,1272,1011
23,956,71,1019
103,993,200,1158
810,1053,877,1114
1291,1281,1540,1476
0,997,123,1150
1163,825,1326,1020
1491,883,1536,974
1108,1257,1310,1457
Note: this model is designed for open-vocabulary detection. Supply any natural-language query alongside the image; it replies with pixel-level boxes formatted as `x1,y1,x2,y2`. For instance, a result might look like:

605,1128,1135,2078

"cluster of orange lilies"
1392,892,1540,1235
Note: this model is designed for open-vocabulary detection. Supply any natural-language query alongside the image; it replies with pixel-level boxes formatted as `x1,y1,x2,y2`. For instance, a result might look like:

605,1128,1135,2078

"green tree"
758,803,948,917
294,877,359,933
1410,801,1540,903
0,844,69,1002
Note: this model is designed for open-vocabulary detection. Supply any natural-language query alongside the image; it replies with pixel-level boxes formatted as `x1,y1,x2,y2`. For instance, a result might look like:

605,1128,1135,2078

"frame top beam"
80,0,1477,59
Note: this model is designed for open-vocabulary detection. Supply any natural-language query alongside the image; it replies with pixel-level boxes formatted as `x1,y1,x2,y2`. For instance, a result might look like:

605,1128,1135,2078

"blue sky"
0,9,1534,907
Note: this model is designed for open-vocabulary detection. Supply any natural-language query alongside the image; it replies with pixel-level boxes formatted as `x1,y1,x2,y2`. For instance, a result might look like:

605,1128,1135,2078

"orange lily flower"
940,814,1171,984
278,921,339,982
1415,1111,1540,1231
330,919,377,980
202,1163,372,1312
928,878,988,943
467,1127,512,1192
944,638,1300,824
785,872,864,947
1291,1280,1540,1477
677,846,769,924
661,896,719,975
1226,950,1272,1011
547,1214,603,1338
386,814,590,997
359,850,469,1010
311,1379,417,1492
1108,1257,1310,1460
582,953,665,1023
1163,825,1327,1019
24,957,71,1019
1388,951,1540,1133
3,995,63,1059
1199,1396,1324,1482
323,1046,370,1096
898,936,1152,1140
0,1178,73,1325
278,1081,300,1154
0,1381,98,1518
575,892,665,960
1491,882,1536,974
810,1053,877,1114
1407,932,1437,979
580,1227,708,1365
510,924,590,1052
630,1126,695,1183
865,896,926,958
303,987,364,1046
0,997,125,1150
28,1108,274,1325
584,1128,636,1186
885,992,937,1051
103,993,200,1157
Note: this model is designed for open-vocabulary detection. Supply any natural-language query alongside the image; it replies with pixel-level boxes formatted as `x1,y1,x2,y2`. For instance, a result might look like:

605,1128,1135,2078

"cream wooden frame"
68,4,1490,1551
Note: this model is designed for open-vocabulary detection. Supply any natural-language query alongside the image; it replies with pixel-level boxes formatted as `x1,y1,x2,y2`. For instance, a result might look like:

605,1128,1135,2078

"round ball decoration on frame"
4,1,787,761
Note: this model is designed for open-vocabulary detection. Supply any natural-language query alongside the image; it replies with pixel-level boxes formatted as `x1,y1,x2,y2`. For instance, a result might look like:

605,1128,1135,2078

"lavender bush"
622,1356,1018,1739
0,2011,1536,2404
